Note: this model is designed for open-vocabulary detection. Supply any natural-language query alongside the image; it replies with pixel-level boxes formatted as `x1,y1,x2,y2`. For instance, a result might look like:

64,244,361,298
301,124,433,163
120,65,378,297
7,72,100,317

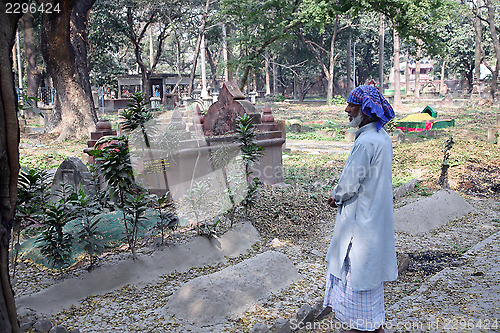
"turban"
347,85,395,130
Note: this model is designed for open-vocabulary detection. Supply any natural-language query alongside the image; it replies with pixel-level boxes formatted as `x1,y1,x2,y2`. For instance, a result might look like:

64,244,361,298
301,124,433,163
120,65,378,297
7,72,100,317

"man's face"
345,103,364,128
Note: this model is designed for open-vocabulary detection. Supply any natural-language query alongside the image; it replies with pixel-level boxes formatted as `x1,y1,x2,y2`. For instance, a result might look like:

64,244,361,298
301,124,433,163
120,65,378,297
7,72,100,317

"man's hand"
327,197,338,208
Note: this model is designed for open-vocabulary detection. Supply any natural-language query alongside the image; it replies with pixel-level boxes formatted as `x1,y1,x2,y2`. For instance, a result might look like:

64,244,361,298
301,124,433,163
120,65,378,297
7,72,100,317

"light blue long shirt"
326,122,398,291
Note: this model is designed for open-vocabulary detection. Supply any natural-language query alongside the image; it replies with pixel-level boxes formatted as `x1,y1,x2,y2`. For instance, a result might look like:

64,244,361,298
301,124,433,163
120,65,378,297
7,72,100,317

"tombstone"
202,82,258,136
50,157,94,202
487,127,498,143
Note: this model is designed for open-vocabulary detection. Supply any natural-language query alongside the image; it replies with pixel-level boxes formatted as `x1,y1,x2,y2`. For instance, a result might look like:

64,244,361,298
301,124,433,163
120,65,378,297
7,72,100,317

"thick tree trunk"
393,30,402,108
0,3,21,332
22,12,41,106
40,0,97,141
486,0,500,99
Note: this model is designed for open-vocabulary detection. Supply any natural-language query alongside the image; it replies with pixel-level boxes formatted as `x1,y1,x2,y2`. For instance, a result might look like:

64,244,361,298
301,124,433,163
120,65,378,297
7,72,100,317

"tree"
0,1,22,331
485,0,500,98
393,29,402,107
299,15,349,104
219,0,301,90
101,0,187,103
22,11,42,106
39,0,98,140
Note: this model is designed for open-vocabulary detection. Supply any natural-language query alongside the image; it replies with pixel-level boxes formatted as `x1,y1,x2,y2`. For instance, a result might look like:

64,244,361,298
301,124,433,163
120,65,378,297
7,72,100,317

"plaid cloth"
323,245,385,331
347,85,395,130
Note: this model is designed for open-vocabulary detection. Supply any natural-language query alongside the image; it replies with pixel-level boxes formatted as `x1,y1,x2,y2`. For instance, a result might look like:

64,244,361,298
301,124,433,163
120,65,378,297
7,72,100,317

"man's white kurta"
326,122,398,291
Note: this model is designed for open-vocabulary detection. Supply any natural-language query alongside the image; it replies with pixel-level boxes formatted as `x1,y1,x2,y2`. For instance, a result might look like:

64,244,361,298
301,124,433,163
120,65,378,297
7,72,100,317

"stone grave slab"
16,221,260,316
394,189,474,235
165,250,300,327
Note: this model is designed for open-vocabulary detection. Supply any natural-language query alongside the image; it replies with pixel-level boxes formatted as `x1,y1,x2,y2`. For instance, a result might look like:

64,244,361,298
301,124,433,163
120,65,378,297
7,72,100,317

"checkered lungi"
323,246,385,331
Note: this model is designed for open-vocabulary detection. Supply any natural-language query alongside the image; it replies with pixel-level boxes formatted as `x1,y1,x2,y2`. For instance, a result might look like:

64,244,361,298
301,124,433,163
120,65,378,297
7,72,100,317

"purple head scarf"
347,85,395,131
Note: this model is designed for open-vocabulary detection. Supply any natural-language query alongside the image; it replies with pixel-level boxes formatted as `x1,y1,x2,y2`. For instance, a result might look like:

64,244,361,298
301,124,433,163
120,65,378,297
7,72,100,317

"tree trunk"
188,0,210,96
265,52,271,96
222,23,229,81
346,34,352,93
379,14,384,92
40,0,97,141
473,4,482,95
22,11,41,107
0,4,21,332
393,30,402,108
486,0,500,99
415,45,421,100
440,60,446,95
405,50,410,97
272,59,277,95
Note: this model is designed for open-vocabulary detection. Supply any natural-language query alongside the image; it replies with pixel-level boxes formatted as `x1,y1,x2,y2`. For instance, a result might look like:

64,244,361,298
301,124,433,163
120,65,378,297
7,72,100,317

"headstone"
250,323,270,333
202,81,258,136
487,128,497,143
50,157,94,202
295,304,315,326
49,326,68,333
289,122,302,133
269,319,292,333
392,128,405,144
249,91,257,104
165,251,300,326
33,319,53,333
397,253,410,274
392,179,418,200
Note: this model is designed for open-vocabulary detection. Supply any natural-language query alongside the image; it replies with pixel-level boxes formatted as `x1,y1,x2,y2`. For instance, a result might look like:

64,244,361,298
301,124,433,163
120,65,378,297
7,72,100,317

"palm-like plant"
120,92,155,148
36,202,75,271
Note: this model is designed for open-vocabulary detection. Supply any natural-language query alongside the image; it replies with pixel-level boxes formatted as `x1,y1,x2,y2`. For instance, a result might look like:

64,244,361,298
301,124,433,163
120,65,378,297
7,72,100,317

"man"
324,85,398,333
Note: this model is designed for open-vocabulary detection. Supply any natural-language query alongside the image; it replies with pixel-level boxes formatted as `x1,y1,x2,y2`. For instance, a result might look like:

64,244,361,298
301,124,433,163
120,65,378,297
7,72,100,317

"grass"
18,101,500,199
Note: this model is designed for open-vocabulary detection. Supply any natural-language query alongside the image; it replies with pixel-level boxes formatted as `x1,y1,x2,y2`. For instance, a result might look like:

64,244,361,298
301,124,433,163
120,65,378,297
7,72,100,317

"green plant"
120,92,155,148
122,191,150,257
89,136,144,258
438,135,455,189
385,119,396,133
150,192,178,245
36,202,76,271
184,180,212,235
330,95,345,105
89,136,135,206
234,114,265,216
11,168,51,277
273,94,286,102
73,189,106,270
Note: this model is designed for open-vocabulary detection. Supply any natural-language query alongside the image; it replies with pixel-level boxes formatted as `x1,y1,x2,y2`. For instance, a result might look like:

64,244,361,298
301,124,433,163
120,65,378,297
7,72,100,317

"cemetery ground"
14,101,500,332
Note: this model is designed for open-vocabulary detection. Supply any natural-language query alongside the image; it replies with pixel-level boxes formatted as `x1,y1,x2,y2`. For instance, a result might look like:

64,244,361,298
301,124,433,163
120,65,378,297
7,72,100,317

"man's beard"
349,111,364,128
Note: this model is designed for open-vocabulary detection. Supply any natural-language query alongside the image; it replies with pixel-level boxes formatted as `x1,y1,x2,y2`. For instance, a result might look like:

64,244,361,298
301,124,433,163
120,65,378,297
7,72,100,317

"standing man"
324,85,398,332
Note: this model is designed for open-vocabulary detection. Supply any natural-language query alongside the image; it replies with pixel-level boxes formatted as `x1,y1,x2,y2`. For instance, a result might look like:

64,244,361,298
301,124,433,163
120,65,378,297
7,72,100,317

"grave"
164,251,300,327
50,157,94,202
486,114,500,144
129,82,285,201
394,189,474,235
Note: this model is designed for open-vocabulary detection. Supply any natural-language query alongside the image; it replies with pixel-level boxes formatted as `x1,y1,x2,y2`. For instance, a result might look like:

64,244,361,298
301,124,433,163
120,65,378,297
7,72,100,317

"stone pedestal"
85,119,117,163
487,127,498,143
